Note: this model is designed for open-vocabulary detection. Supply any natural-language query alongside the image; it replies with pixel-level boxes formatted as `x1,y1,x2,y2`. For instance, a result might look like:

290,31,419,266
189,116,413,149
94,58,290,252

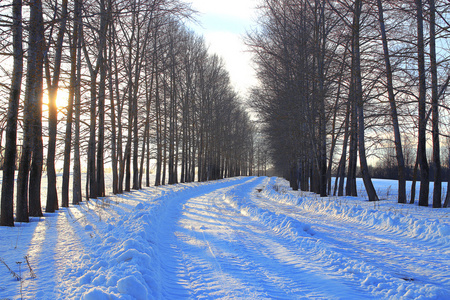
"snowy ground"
1,176,449,299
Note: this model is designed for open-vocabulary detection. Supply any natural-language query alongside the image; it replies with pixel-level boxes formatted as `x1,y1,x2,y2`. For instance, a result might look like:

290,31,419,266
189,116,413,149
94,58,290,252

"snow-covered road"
1,176,449,299
155,176,449,299
158,176,365,299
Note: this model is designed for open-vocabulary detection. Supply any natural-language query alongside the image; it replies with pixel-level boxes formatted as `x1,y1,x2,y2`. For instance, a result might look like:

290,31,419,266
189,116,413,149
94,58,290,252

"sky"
187,0,260,99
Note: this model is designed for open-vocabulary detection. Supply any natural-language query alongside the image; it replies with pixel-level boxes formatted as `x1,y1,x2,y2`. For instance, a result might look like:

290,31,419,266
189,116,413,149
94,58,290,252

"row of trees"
0,0,254,226
248,0,450,207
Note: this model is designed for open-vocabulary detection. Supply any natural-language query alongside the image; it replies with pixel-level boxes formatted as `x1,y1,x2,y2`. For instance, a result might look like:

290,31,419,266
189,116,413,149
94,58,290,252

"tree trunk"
62,1,79,207
337,104,350,196
155,68,162,186
97,48,106,198
17,0,45,222
353,0,378,201
444,149,450,207
1,0,23,226
88,77,97,199
346,90,358,197
410,155,419,204
327,49,346,196
376,0,406,204
113,24,124,194
317,1,327,197
132,52,140,190
109,24,119,195
416,0,430,207
72,0,83,205
46,0,68,212
429,0,441,208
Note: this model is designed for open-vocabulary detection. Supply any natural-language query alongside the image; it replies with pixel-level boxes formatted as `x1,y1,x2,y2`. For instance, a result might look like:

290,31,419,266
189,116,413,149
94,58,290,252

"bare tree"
376,0,406,203
1,0,23,226
429,0,441,208
62,0,81,207
72,0,83,205
416,0,430,207
16,0,45,221
45,0,69,212
352,0,378,201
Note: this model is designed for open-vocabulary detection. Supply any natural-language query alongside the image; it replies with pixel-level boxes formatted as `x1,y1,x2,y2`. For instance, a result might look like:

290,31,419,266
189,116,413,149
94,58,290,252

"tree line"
247,0,450,207
0,0,254,226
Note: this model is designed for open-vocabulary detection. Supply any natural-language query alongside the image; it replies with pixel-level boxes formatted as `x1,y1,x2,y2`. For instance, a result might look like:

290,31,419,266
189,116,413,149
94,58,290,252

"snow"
1,176,449,299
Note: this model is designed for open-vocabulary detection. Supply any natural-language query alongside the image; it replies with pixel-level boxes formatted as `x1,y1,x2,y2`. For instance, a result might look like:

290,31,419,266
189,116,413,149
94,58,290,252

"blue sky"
187,0,259,98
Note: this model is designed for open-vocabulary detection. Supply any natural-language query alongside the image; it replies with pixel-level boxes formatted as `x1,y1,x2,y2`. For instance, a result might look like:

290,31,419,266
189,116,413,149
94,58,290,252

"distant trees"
0,0,254,226
248,0,450,205
248,0,332,194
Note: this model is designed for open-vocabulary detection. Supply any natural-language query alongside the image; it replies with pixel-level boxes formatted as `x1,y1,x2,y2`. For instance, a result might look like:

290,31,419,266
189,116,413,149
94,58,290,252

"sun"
55,88,69,109
43,87,70,111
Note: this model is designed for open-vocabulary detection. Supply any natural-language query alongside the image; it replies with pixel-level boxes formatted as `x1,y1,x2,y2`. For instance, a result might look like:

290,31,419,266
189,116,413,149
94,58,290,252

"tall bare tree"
375,0,406,204
416,0,430,207
72,0,83,205
429,0,441,208
62,0,80,207
16,0,45,221
45,0,69,212
1,0,23,226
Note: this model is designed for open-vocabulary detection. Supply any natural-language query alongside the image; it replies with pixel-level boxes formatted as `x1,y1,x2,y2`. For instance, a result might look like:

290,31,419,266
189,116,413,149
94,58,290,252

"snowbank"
257,177,450,299
263,177,450,247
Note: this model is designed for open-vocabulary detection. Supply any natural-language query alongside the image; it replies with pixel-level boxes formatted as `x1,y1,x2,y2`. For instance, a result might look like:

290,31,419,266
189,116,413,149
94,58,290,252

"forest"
0,0,254,226
1,0,450,227
247,0,450,207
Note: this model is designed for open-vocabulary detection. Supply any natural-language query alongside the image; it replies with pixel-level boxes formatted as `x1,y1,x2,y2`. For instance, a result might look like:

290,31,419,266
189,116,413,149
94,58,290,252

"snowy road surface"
1,176,449,299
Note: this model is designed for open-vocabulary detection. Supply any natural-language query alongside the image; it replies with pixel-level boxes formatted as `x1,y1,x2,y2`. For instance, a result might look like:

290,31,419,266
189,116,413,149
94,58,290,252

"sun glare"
43,88,69,111
55,88,69,109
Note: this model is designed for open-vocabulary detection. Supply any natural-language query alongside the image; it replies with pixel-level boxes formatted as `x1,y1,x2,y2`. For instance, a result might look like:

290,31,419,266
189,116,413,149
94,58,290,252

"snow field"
1,176,449,299
265,178,450,247
258,177,450,299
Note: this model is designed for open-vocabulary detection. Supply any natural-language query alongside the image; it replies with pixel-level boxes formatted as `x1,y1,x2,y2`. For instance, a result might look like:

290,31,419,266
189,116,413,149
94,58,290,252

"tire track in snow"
159,176,369,299
153,177,259,299
157,176,271,299
213,177,370,299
